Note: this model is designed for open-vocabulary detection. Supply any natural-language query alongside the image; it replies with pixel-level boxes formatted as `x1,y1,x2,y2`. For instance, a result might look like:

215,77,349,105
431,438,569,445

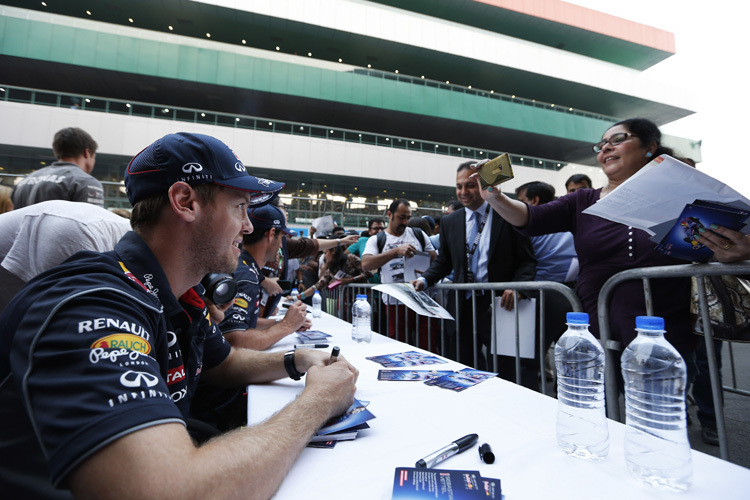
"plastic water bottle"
621,316,692,492
555,312,609,460
290,288,300,302
351,294,372,343
312,290,322,318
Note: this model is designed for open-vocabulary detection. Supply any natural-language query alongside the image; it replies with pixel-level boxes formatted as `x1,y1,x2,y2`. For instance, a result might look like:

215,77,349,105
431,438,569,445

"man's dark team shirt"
0,231,230,497
219,248,264,333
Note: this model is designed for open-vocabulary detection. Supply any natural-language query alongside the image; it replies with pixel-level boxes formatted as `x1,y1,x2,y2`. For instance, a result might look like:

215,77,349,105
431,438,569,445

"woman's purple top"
521,188,696,355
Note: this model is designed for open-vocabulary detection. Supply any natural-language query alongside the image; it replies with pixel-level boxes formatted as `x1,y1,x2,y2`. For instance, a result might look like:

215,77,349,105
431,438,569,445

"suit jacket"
421,207,536,287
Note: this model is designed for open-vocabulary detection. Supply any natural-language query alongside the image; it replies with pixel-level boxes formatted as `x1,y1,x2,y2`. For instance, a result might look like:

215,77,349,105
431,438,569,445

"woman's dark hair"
407,217,432,234
613,118,674,157
325,244,347,273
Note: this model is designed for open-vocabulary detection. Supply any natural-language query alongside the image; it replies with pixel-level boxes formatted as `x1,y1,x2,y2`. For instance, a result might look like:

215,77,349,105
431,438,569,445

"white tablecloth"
248,313,750,499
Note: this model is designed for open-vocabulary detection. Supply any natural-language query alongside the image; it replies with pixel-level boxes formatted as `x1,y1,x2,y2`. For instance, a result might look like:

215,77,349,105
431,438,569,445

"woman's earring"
646,152,653,158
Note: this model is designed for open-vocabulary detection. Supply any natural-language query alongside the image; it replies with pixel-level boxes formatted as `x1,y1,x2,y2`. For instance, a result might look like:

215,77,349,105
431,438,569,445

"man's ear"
530,196,540,206
168,182,199,222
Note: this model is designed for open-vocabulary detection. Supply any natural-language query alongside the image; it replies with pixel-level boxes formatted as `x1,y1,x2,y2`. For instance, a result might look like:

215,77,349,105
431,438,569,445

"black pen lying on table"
416,434,479,468
294,344,330,349
329,346,340,364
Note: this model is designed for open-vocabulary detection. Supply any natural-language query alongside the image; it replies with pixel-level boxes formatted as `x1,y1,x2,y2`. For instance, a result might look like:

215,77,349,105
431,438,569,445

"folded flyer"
366,351,448,368
377,369,454,381
392,467,501,499
315,399,375,436
296,330,332,342
424,368,497,392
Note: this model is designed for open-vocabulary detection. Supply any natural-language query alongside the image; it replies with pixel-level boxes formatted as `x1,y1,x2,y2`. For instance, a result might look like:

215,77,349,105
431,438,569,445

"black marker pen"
329,346,340,364
416,434,478,468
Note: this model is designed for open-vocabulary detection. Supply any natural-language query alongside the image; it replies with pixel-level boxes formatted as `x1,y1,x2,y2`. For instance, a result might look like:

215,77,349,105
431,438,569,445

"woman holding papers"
475,118,697,357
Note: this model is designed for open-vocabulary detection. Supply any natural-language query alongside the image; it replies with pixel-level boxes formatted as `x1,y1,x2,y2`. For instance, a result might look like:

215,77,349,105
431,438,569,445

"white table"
248,313,750,499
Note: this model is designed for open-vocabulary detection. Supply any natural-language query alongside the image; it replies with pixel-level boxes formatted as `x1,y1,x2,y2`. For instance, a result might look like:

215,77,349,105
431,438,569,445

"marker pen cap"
479,443,495,464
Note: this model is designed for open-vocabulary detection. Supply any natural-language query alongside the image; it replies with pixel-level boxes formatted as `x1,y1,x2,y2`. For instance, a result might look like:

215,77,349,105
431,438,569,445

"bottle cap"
356,294,367,299
566,312,589,324
314,290,320,295
635,316,664,331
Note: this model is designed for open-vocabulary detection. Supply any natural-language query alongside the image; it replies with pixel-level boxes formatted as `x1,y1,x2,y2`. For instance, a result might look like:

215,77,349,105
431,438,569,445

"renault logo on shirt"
120,370,160,388
181,162,203,174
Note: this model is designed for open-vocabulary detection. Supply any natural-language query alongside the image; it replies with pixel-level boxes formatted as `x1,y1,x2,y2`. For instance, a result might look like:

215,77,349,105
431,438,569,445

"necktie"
466,210,481,297
467,211,479,281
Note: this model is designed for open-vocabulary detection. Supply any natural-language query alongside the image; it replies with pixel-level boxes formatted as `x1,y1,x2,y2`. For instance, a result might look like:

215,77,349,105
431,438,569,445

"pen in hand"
415,434,478,468
328,346,340,364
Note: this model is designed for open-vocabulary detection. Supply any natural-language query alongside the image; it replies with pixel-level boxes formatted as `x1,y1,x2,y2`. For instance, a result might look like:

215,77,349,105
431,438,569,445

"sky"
569,0,750,197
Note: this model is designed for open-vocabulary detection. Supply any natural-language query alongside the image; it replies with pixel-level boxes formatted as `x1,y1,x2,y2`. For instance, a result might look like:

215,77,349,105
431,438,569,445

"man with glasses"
348,217,386,257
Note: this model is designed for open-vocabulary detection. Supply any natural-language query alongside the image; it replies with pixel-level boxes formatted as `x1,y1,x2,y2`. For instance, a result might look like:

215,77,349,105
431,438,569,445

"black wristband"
284,350,304,380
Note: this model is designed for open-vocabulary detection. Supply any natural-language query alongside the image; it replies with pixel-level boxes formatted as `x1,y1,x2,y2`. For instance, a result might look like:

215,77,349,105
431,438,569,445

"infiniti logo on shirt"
120,370,159,388
181,163,203,174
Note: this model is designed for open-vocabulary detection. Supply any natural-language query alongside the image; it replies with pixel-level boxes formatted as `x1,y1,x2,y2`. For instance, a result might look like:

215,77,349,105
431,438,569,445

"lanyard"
465,205,490,272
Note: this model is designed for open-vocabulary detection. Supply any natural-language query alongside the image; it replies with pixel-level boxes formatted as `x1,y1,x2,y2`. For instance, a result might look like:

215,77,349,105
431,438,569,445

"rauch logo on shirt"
91,334,151,354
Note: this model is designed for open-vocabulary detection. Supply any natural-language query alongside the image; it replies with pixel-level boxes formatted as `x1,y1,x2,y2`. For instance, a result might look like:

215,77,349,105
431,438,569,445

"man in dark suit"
414,161,536,380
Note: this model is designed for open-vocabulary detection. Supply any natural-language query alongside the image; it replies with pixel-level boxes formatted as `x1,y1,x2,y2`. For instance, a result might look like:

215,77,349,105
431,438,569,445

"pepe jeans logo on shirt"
181,162,203,174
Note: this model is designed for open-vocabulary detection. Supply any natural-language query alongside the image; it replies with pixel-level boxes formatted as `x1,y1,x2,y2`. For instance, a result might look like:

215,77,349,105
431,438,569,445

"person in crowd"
299,241,372,300
0,200,131,314
421,215,436,235
564,173,593,193
362,199,437,348
445,199,463,214
259,198,357,317
0,132,358,499
474,118,698,362
515,181,578,389
218,204,313,351
429,215,442,250
11,127,104,208
413,162,536,378
332,226,347,238
347,217,386,257
0,185,13,213
407,216,433,236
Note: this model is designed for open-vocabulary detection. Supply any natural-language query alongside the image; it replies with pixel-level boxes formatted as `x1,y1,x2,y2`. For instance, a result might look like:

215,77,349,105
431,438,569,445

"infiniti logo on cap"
182,163,203,174
234,162,246,172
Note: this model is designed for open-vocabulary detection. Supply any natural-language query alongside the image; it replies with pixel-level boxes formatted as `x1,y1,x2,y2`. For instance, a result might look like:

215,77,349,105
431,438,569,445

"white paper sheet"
403,251,431,282
491,297,536,359
373,283,454,319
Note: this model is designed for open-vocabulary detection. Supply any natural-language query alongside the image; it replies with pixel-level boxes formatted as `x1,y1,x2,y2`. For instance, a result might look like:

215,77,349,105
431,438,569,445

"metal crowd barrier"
598,261,750,461
318,281,582,395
